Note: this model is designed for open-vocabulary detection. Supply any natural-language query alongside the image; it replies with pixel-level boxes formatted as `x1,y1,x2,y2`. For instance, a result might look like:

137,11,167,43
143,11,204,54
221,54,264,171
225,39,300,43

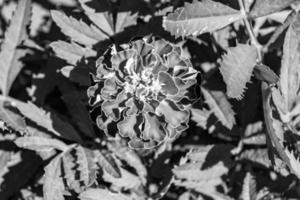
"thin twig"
238,0,262,61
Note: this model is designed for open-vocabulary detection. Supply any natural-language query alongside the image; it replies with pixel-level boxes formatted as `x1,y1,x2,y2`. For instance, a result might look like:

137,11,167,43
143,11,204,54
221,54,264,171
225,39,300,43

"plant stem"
238,0,262,61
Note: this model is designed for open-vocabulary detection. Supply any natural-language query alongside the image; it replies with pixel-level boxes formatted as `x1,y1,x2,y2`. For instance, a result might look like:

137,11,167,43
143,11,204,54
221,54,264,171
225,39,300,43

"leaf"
240,172,256,200
94,149,121,178
79,188,131,200
58,81,95,138
102,167,142,190
201,87,235,129
115,12,138,33
43,155,65,200
78,0,114,35
108,141,147,185
250,0,297,18
239,149,271,168
219,44,258,99
60,65,91,86
51,10,108,46
173,145,233,199
0,151,42,200
0,0,31,95
9,98,82,142
15,136,68,152
253,64,279,85
163,0,243,38
0,100,26,133
62,145,97,193
278,23,300,111
50,41,96,65
190,108,210,129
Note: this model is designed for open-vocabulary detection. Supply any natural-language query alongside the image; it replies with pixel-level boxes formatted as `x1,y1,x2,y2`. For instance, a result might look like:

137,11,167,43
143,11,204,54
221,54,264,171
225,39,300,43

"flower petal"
155,100,189,128
102,90,127,121
118,114,144,140
158,71,179,95
142,112,166,142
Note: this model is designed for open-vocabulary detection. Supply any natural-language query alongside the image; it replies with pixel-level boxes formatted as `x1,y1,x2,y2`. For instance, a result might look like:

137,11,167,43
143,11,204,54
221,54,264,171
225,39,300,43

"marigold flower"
88,36,198,149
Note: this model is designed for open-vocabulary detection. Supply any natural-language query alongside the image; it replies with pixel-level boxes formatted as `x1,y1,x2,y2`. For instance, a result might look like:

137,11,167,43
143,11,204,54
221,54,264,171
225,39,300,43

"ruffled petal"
118,114,143,139
158,71,179,96
101,78,118,99
152,39,173,56
102,90,127,121
155,100,189,128
142,112,166,142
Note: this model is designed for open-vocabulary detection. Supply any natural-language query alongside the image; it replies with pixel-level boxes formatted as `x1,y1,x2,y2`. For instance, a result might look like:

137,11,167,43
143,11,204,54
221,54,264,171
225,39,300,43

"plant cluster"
0,0,300,199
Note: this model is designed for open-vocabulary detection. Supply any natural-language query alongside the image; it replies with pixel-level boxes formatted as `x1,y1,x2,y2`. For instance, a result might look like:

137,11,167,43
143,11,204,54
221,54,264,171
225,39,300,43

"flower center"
123,58,161,101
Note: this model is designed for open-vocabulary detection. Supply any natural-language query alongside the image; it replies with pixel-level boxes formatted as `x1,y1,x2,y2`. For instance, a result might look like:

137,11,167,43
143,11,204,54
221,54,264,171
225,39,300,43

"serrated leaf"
79,188,132,200
163,0,243,38
250,0,297,18
240,172,256,200
0,100,26,132
43,155,65,200
50,41,96,65
0,0,31,95
219,44,258,99
239,149,271,168
173,145,233,199
51,10,108,46
15,136,68,152
94,149,121,178
115,12,138,33
9,98,82,142
78,0,114,35
279,23,300,112
190,108,210,129
201,87,235,129
62,145,97,192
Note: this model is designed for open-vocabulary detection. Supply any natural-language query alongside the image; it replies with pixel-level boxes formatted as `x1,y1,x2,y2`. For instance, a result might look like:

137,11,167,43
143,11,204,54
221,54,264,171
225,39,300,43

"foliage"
0,0,299,199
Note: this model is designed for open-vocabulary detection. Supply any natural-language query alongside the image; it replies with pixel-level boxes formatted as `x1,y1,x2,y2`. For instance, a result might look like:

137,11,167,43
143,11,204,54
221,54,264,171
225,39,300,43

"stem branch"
238,0,262,61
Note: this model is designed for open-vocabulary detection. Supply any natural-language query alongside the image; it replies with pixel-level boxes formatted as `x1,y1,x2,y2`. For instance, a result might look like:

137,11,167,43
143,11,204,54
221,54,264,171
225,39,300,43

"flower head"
88,36,198,149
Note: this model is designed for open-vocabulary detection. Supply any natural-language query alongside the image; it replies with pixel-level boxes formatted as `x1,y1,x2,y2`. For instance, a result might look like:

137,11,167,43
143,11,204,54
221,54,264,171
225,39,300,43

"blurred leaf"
253,64,279,85
278,21,300,112
115,12,138,33
250,0,297,18
190,108,210,129
10,98,82,142
0,100,26,133
51,10,108,46
201,87,235,129
240,172,257,200
79,188,132,200
15,136,68,152
163,0,243,38
94,149,121,178
239,149,271,168
60,65,90,86
59,81,95,138
173,145,233,199
50,41,96,65
102,166,142,190
219,44,258,99
0,0,31,96
43,155,65,200
78,0,114,36
108,141,147,185
0,151,42,200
